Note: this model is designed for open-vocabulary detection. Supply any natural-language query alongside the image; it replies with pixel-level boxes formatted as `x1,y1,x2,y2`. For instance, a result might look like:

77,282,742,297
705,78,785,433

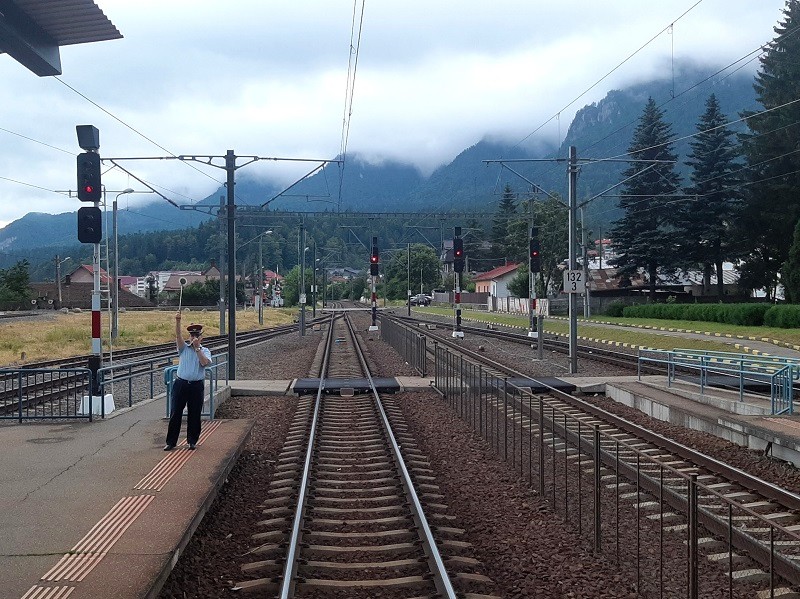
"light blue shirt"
176,343,211,381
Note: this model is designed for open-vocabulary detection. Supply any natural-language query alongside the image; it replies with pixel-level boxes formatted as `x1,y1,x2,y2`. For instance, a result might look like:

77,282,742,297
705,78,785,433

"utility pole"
299,222,306,336
225,150,236,379
407,243,411,316
581,206,590,318
568,146,579,374
312,242,317,319
258,233,264,326
218,197,226,335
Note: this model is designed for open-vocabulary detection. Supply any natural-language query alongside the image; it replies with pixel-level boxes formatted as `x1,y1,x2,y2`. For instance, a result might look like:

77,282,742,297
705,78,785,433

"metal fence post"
594,424,601,553
688,473,698,599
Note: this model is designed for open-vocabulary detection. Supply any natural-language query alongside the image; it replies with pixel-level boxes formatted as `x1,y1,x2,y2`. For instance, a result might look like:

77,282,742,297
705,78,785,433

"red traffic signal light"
370,236,379,275
453,237,464,258
77,152,102,202
530,237,541,273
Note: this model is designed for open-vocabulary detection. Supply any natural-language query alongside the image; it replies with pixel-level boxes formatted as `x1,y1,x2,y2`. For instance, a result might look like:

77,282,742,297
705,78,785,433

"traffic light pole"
369,236,379,331
452,227,464,339
452,270,463,338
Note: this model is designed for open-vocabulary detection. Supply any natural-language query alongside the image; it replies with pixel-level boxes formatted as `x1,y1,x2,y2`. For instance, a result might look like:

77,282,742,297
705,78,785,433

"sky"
0,0,789,228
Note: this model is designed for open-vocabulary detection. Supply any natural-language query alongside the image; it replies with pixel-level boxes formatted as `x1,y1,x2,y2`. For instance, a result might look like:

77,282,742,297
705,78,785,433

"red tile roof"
473,262,521,282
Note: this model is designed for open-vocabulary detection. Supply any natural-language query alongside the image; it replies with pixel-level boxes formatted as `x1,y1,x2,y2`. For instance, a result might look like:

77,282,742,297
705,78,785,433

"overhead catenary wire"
513,0,705,150
338,0,366,208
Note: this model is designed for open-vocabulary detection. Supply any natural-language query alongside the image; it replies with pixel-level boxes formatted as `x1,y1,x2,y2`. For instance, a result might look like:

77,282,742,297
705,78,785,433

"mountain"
0,62,759,269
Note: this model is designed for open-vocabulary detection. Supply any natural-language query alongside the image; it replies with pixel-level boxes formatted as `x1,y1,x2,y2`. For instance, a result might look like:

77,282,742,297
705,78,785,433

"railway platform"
0,391,252,599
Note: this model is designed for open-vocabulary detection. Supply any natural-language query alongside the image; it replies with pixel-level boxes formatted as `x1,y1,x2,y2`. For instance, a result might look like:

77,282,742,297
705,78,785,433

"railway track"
0,319,323,418
234,312,499,598
383,312,800,597
391,310,649,372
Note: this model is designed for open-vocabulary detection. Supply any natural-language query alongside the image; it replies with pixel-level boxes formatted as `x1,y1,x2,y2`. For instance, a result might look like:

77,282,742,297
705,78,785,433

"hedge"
764,304,800,328
621,303,773,326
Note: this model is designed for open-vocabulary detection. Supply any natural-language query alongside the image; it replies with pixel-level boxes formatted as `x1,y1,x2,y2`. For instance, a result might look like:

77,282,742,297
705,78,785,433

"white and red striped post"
87,237,102,398
369,283,378,331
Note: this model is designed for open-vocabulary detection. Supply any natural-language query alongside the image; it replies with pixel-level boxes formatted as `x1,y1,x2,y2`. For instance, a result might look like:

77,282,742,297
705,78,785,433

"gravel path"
158,313,799,598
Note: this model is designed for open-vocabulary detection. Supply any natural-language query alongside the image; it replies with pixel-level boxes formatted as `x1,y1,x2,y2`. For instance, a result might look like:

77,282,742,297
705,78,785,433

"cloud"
0,0,787,225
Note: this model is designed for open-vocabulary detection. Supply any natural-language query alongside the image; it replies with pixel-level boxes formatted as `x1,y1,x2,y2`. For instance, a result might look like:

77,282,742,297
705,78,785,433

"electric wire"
513,0,705,149
338,0,366,209
53,76,224,187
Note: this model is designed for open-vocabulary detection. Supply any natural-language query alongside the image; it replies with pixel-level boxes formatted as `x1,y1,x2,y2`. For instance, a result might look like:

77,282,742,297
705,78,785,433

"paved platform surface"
0,394,252,599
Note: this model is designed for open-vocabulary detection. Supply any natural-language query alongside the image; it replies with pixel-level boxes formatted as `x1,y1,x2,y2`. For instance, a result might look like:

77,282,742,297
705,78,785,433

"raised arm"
175,312,183,353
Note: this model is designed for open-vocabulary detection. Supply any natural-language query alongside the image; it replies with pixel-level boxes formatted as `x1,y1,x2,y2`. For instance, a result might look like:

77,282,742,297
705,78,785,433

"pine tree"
738,0,800,299
783,220,800,302
677,94,741,297
490,184,517,259
610,98,681,299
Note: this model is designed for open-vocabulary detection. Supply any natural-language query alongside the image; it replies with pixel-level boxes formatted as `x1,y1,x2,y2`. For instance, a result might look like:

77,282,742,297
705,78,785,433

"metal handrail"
638,349,795,414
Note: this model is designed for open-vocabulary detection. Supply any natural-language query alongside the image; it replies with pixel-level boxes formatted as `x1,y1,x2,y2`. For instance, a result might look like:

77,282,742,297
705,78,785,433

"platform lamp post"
112,188,134,339
55,255,71,308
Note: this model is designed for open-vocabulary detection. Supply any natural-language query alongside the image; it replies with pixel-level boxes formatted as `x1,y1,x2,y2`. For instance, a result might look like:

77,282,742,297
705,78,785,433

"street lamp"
112,188,134,339
55,255,71,307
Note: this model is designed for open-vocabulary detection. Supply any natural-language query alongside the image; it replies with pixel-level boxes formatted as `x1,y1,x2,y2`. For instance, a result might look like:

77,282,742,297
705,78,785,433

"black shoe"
163,444,175,451
188,443,196,450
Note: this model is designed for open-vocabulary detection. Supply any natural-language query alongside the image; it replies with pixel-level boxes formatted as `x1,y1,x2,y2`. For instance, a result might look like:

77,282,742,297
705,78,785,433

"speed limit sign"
563,270,586,293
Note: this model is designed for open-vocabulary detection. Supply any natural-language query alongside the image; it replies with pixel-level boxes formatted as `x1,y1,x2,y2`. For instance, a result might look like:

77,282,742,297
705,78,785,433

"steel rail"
388,313,800,586
277,313,339,598
407,313,800,511
343,311,458,599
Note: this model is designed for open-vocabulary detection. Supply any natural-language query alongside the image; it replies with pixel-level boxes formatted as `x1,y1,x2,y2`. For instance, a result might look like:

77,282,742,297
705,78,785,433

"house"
67,264,111,285
474,262,522,312
161,266,221,293
474,262,520,297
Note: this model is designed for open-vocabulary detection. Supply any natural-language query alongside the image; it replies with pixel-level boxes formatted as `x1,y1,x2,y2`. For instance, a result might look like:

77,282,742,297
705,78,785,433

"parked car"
408,293,431,306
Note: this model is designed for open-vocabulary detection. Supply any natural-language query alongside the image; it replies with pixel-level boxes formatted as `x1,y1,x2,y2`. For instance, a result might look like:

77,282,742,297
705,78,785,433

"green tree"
490,184,517,259
0,260,31,304
783,219,800,302
610,97,681,299
737,1,800,299
677,94,742,296
504,196,569,297
384,244,441,299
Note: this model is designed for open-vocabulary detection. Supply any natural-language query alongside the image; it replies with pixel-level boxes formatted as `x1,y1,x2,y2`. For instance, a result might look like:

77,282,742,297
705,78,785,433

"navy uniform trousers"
166,377,204,446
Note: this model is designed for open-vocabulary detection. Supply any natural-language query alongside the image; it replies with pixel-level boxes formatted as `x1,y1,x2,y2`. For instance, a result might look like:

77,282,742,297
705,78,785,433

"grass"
0,308,296,366
417,306,772,353
584,315,800,347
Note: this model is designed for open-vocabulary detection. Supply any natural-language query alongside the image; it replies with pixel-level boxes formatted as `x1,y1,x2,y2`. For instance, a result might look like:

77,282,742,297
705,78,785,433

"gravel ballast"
158,313,800,598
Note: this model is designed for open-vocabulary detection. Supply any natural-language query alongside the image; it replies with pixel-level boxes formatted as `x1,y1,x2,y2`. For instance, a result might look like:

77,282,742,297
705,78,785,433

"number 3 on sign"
563,270,585,293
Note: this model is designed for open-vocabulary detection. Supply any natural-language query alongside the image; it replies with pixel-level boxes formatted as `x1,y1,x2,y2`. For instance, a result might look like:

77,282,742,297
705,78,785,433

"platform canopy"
0,0,122,76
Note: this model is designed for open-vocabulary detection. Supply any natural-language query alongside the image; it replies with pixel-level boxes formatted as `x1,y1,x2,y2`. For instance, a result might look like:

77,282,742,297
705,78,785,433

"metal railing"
380,316,427,376
638,348,797,414
0,351,229,422
378,327,800,598
0,367,95,421
164,352,229,420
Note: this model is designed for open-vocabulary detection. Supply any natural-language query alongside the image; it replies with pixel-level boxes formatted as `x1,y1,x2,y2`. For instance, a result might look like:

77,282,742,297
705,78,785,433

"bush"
605,301,627,317
765,305,800,328
621,303,771,326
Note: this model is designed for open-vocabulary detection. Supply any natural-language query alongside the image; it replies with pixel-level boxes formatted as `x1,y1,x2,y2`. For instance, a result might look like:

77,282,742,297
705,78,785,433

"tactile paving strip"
134,419,222,491
41,494,155,582
21,586,74,599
